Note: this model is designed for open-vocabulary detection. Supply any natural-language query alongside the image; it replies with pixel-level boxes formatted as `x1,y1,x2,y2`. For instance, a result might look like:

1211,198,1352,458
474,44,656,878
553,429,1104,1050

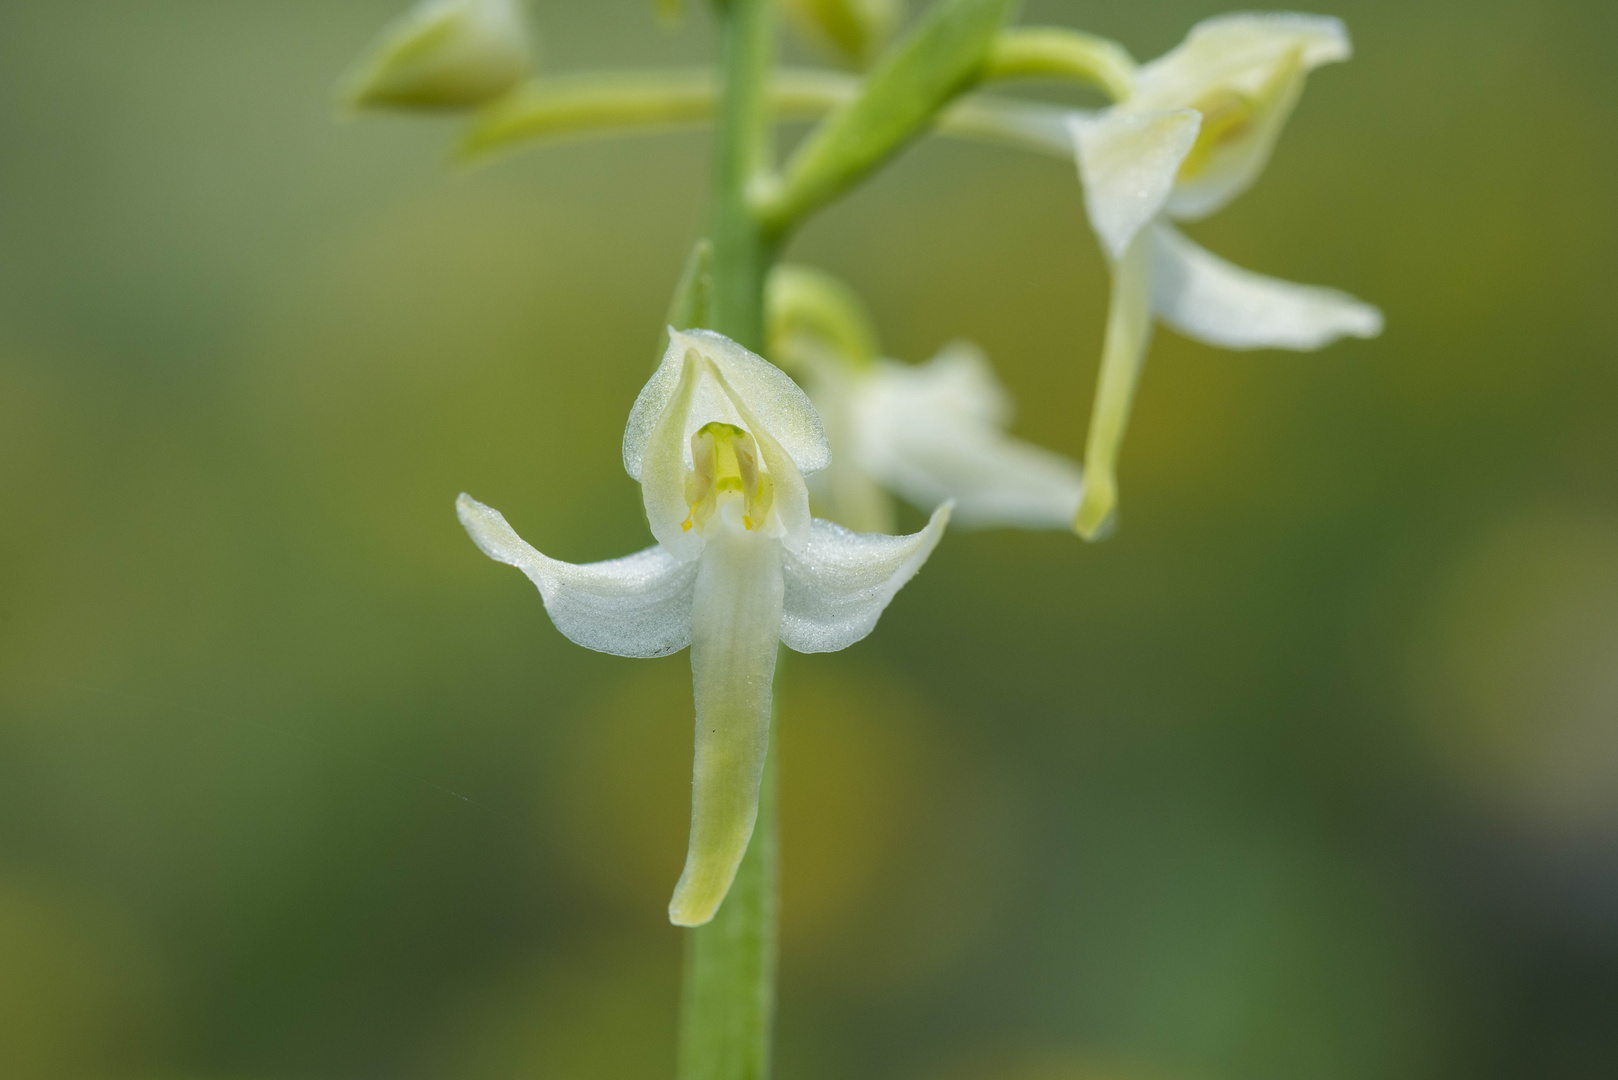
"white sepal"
1134,13,1353,221
457,494,696,658
853,346,1084,530
340,0,532,113
780,502,950,654
669,529,785,927
1069,109,1201,262
1150,224,1383,350
1136,13,1351,104
625,329,828,557
625,329,830,480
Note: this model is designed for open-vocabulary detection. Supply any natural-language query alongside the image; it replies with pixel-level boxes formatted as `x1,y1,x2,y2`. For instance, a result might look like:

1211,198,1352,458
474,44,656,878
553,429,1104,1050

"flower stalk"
676,649,781,1080
680,0,780,1074
709,0,778,352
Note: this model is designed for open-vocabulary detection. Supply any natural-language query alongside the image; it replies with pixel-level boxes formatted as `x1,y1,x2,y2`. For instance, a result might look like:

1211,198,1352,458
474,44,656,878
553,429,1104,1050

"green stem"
676,651,782,1080
708,0,777,352
676,2,780,1078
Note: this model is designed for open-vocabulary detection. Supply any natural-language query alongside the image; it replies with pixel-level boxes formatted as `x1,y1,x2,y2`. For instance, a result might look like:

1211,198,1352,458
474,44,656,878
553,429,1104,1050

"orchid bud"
340,0,533,113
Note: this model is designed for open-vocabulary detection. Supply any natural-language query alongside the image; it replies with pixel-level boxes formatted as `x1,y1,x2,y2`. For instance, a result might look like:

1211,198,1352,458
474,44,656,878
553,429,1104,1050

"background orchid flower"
1066,13,1384,538
339,0,532,113
769,266,1085,534
457,329,948,927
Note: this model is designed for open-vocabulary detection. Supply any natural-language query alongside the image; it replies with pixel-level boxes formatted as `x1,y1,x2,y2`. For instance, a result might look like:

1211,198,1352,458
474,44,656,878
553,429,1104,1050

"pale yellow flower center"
683,421,775,534
1177,87,1258,180
1176,45,1305,182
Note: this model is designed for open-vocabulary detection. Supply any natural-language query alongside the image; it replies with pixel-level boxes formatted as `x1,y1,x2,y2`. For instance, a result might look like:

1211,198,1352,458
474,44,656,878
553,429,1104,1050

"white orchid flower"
1067,12,1383,538
768,266,1083,535
793,339,1085,534
457,329,948,926
340,0,533,112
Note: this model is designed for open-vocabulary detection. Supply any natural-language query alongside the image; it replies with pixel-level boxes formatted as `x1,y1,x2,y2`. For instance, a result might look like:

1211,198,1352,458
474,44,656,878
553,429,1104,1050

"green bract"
756,0,1018,232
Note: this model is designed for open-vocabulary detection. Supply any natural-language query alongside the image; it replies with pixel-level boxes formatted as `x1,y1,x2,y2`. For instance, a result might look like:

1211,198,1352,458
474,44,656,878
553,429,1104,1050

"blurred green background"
1,0,1615,1077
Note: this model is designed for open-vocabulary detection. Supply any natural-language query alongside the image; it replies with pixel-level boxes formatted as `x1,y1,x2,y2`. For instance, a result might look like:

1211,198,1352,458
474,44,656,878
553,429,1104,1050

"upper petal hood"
1129,13,1352,220
779,503,950,654
625,329,830,479
1150,224,1383,350
852,345,1085,530
457,493,697,658
1069,109,1202,262
625,329,830,559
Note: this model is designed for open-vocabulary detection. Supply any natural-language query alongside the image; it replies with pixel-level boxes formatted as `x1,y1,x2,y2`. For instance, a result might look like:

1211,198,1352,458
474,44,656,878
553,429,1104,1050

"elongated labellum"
1074,230,1154,541
670,529,786,927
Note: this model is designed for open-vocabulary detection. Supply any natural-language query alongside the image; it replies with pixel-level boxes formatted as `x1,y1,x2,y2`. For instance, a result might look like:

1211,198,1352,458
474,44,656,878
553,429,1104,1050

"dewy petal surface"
636,345,708,561
854,347,1084,529
1150,224,1383,350
779,503,950,654
625,329,829,480
457,494,696,658
1069,109,1201,262
625,330,827,555
669,529,785,927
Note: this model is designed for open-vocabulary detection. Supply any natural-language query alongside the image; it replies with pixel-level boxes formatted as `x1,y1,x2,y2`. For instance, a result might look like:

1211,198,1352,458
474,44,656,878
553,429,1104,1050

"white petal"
796,357,900,534
340,0,532,112
901,340,1013,427
779,503,950,654
808,459,898,535
624,329,824,554
625,329,829,479
457,493,695,658
636,344,708,561
1069,109,1201,262
1150,224,1383,350
668,530,785,927
853,348,1083,530
1075,230,1155,540
706,358,817,554
1133,14,1350,112
1131,14,1351,220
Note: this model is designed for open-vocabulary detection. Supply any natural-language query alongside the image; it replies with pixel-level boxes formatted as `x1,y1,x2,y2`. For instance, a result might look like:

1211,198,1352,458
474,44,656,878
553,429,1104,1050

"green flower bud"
782,0,903,67
340,0,533,113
